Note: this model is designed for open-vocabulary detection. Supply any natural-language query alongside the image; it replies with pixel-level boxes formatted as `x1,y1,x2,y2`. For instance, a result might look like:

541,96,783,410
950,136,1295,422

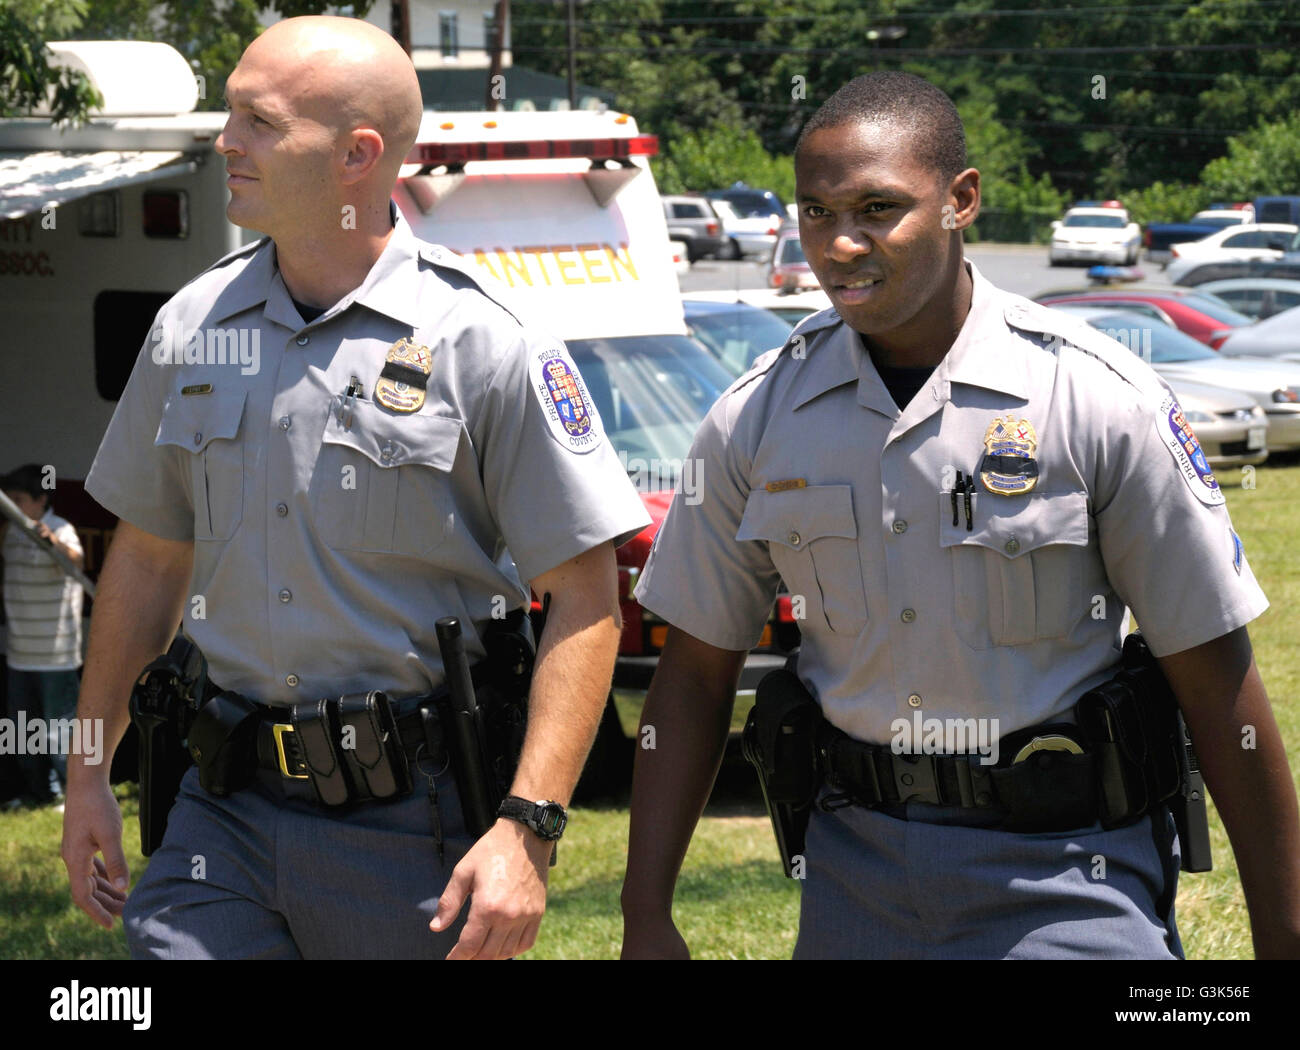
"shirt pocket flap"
321,400,462,472
737,483,857,549
939,489,1089,557
156,390,247,453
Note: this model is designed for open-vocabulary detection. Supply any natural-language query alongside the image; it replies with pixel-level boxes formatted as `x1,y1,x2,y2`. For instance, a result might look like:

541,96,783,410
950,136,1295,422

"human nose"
826,221,869,263
214,114,241,159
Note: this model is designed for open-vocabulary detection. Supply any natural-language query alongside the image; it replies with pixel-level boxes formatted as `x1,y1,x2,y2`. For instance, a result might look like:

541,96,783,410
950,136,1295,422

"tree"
0,0,369,121
1201,113,1300,198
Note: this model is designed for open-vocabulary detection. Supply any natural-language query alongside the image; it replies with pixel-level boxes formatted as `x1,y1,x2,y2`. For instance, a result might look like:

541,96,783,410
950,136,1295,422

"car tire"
718,238,740,261
685,243,700,264
1125,249,1137,266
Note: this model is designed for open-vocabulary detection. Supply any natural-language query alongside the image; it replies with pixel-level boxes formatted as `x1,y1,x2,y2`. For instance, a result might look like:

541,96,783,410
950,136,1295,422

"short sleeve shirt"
2,510,84,671
86,212,650,703
635,261,1268,745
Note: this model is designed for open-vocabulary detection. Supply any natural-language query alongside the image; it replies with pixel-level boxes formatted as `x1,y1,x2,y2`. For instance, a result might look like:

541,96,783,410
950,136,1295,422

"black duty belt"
817,720,1101,832
256,703,443,781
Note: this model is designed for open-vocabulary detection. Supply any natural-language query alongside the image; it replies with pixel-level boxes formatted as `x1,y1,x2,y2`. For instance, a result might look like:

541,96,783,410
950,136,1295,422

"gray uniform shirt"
635,261,1268,745
87,212,650,703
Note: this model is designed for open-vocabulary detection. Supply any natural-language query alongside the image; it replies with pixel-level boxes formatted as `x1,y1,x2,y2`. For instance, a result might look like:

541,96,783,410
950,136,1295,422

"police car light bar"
406,134,659,168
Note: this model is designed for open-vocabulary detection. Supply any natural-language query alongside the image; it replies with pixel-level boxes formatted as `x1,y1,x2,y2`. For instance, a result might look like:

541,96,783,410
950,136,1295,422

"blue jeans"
5,666,81,801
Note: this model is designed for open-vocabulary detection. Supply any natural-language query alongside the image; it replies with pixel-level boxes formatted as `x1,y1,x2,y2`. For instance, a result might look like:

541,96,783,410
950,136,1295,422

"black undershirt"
873,358,936,411
292,298,326,324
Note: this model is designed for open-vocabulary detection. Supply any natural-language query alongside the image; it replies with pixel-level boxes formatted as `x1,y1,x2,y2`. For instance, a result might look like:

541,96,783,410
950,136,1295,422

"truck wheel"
572,693,634,802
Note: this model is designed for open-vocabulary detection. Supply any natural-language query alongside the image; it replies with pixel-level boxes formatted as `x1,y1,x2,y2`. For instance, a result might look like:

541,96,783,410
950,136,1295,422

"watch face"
536,803,567,838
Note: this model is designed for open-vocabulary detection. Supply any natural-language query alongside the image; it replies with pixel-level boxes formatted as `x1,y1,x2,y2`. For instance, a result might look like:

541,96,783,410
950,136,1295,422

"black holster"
287,692,413,807
741,667,822,878
1074,633,1212,871
128,635,205,856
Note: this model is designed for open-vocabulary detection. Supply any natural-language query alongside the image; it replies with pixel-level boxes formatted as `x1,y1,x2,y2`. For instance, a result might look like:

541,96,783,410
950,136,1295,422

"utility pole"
566,0,576,108
486,0,509,111
391,0,411,56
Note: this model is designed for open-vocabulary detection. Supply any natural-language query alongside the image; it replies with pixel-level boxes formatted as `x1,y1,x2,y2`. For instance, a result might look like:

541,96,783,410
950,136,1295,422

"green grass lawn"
3,459,1296,960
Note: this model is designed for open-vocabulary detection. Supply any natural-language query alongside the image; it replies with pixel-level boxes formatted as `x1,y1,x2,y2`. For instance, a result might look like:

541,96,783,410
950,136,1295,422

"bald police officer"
61,16,649,960
621,73,1300,960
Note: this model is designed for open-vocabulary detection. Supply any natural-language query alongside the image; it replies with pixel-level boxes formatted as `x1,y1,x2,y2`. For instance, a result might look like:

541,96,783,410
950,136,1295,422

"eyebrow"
798,185,912,203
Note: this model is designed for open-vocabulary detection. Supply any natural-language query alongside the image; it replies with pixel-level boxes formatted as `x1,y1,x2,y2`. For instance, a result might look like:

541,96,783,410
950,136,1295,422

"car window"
777,237,806,264
1223,231,1268,249
1062,214,1126,228
1198,215,1248,230
1088,315,1219,363
1216,289,1264,316
1076,300,1166,322
1179,294,1254,326
568,334,733,487
670,202,705,219
685,304,794,377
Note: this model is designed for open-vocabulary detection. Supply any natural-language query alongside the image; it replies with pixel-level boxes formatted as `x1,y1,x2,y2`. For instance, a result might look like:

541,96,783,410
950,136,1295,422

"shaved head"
242,16,422,179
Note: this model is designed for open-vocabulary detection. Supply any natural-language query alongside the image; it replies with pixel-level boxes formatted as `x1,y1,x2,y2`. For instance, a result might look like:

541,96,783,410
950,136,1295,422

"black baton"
436,617,498,839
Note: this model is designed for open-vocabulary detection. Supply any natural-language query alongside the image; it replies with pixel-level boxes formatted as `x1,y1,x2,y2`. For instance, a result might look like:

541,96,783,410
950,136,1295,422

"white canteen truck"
0,41,789,794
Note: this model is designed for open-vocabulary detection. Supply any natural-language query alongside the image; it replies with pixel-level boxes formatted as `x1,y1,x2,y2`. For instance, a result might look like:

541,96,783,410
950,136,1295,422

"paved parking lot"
680,243,1175,302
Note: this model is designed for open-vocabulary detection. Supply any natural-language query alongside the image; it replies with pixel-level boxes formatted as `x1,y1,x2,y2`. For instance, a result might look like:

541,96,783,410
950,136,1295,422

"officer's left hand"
431,818,551,960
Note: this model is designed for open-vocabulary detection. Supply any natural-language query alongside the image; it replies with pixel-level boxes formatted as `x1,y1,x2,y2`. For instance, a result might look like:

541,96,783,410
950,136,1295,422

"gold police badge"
374,337,432,413
978,416,1040,495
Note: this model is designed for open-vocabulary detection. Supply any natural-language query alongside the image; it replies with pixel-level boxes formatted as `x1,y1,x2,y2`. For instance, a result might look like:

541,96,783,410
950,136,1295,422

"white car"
1166,223,1300,283
1049,208,1142,266
669,239,690,278
1189,208,1253,226
683,287,833,325
708,198,781,261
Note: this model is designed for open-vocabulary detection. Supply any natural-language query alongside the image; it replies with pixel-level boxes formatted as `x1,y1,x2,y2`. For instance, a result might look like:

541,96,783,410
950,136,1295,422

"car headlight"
1272,387,1300,404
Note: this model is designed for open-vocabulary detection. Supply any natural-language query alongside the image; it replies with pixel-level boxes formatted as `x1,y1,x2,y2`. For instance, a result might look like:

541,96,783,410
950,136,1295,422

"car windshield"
1063,214,1126,228
777,237,807,264
1198,215,1248,229
1087,315,1219,362
722,192,783,219
685,303,794,376
1178,294,1255,327
568,334,733,488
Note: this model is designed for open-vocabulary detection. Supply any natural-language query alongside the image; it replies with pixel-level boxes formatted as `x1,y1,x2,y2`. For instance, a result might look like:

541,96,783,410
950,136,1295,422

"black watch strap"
498,795,567,841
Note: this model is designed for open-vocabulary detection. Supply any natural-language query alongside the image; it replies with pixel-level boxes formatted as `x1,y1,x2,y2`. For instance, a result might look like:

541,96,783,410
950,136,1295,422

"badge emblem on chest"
374,337,432,413
978,416,1040,495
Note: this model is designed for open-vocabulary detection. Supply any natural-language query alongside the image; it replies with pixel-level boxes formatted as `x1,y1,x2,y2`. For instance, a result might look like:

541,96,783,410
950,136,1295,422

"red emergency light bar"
407,134,659,167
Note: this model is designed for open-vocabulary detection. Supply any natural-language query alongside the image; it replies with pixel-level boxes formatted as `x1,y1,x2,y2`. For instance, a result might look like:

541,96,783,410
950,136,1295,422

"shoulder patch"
529,344,603,455
1157,393,1224,506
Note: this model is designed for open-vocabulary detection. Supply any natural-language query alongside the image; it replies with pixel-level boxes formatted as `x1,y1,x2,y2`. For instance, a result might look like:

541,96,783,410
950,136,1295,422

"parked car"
706,182,786,224
683,287,834,325
1166,224,1300,284
1142,214,1248,264
661,195,727,261
768,225,820,291
1217,305,1300,363
1175,255,1300,286
1049,207,1141,266
1194,278,1300,321
1046,306,1300,452
1252,196,1300,225
708,197,780,261
668,238,690,278
681,298,795,376
1034,287,1254,349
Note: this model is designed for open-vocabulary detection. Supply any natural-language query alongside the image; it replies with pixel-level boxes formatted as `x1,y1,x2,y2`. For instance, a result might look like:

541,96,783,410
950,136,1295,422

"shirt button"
278,588,292,603
901,608,916,623
279,416,291,431
296,335,309,346
788,531,801,547
275,502,288,517
285,674,300,688
193,432,202,446
907,693,922,708
1005,538,1020,554
892,520,908,535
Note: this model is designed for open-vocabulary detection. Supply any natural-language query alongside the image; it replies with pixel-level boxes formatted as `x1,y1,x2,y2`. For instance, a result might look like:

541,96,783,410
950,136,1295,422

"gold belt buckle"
1012,734,1084,764
272,723,310,780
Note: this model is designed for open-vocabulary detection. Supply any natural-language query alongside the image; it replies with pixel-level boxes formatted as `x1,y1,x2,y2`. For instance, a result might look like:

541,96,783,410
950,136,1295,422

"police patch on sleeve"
1156,394,1224,506
529,346,603,454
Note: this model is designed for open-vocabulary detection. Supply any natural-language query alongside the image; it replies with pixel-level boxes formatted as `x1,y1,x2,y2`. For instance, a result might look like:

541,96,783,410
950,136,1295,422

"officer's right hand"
61,774,130,930
620,916,691,960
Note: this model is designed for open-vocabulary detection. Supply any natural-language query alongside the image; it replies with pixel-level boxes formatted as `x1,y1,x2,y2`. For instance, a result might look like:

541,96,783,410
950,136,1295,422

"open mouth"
834,276,882,302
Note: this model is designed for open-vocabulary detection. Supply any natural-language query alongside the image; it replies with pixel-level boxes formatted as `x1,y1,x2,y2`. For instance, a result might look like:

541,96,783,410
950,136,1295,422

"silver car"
1049,306,1300,451
1216,304,1300,363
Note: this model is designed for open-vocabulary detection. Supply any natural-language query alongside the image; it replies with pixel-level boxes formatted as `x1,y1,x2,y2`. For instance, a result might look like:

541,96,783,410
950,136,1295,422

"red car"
1033,288,1254,349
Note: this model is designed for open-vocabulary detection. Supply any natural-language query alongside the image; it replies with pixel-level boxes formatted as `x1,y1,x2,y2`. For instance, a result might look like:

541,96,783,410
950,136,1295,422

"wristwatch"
497,796,568,841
